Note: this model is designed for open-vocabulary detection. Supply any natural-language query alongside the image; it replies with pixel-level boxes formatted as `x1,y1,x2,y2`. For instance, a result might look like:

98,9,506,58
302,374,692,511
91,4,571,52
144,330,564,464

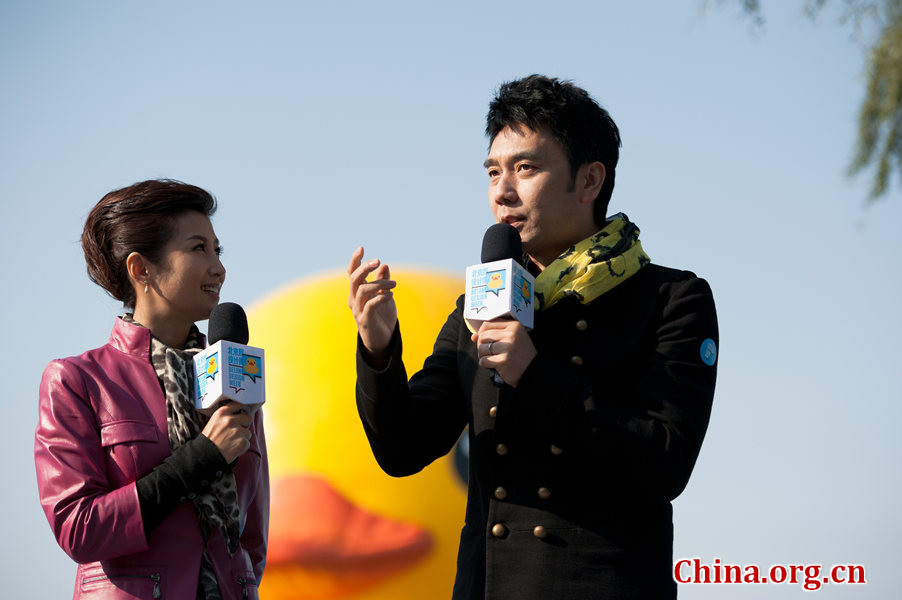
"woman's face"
146,211,225,325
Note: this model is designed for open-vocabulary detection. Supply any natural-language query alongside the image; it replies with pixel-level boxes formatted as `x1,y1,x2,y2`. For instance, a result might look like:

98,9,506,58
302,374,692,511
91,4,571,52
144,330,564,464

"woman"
35,179,268,599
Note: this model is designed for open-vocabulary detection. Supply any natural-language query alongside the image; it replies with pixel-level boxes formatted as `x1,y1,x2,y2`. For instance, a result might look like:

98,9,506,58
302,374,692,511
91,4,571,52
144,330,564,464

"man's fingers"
347,248,398,317
363,278,397,292
350,258,396,294
347,246,364,276
376,262,390,281
477,319,515,331
360,289,395,319
478,340,510,358
349,257,381,289
354,279,397,312
479,354,501,369
348,248,365,307
349,254,395,310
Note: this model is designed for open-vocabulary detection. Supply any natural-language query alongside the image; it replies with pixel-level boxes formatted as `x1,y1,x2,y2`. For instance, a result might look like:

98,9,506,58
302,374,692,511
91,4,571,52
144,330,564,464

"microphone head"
208,302,249,345
481,223,523,265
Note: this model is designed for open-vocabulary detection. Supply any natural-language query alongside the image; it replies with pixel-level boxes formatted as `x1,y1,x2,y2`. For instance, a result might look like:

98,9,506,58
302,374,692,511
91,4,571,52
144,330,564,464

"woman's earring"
144,281,149,294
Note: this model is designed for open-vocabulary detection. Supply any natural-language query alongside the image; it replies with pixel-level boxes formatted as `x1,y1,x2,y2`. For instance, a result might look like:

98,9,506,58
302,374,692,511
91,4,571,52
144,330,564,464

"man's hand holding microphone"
347,222,536,387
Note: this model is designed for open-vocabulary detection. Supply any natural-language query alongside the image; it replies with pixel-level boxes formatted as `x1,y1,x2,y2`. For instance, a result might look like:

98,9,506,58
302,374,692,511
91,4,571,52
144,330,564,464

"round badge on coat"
700,338,717,366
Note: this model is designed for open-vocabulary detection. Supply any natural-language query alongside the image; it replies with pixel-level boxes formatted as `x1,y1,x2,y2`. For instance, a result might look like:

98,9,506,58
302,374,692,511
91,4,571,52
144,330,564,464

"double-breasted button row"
492,487,549,501
572,320,588,374
490,523,548,540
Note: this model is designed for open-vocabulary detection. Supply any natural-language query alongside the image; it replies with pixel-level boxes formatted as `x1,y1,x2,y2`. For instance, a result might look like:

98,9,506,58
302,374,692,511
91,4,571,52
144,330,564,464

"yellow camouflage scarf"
535,213,650,311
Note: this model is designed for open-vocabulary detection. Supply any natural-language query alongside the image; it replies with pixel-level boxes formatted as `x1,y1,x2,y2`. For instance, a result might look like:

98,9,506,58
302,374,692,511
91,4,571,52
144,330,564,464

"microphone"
464,224,536,385
481,222,524,264
208,301,249,345
464,223,535,332
193,302,266,414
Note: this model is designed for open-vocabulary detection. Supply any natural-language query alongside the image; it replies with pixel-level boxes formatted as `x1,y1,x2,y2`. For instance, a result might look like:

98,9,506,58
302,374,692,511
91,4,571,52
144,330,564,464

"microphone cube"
193,340,266,413
465,258,535,331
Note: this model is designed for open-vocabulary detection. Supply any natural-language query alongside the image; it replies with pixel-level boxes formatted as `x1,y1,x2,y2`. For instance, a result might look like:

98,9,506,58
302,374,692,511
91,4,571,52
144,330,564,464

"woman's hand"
202,401,253,463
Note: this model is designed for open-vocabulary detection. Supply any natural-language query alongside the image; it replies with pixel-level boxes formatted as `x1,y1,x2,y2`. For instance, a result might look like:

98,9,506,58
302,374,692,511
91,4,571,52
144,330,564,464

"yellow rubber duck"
244,357,260,376
487,271,504,292
207,355,218,376
248,269,467,600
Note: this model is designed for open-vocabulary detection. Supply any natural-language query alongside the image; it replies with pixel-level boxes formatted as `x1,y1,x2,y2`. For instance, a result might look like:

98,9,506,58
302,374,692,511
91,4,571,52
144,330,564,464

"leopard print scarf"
123,315,242,559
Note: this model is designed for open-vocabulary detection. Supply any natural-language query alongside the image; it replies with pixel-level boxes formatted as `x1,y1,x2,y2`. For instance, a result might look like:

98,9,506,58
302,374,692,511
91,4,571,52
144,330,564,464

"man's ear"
579,162,606,205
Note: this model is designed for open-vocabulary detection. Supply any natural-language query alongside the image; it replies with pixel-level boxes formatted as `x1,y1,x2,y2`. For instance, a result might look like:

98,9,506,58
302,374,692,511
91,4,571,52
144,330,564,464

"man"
347,74,718,599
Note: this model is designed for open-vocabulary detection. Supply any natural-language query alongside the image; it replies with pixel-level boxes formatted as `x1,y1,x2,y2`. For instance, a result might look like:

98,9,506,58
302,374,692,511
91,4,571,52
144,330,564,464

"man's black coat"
356,264,718,599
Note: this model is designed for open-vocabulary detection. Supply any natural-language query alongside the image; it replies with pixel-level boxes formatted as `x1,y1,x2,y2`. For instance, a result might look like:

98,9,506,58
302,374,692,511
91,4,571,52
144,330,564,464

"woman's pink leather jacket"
35,318,269,599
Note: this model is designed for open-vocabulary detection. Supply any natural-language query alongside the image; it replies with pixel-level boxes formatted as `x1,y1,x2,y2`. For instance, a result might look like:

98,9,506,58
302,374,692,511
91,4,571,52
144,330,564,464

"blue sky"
3,1,900,598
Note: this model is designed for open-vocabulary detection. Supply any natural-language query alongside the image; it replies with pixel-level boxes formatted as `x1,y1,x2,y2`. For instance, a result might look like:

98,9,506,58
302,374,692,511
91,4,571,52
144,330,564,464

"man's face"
484,125,598,269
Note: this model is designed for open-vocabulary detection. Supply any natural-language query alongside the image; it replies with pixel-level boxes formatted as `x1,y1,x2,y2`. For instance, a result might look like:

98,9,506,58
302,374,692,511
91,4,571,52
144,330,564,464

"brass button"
550,444,563,456
537,487,551,500
489,405,498,418
570,355,584,366
494,486,508,500
575,319,588,331
533,525,547,539
492,523,507,538
495,443,508,456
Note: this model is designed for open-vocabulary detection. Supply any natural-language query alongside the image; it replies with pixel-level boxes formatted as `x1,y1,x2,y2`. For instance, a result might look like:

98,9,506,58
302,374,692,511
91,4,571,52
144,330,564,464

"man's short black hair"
486,74,621,227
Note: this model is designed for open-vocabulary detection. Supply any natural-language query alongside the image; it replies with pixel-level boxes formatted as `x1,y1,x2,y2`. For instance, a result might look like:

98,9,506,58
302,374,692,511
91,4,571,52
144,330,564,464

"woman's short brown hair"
81,179,217,308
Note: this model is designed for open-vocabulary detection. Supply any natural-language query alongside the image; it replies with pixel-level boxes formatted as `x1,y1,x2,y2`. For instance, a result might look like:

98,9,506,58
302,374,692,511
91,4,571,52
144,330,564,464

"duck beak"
265,473,434,598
